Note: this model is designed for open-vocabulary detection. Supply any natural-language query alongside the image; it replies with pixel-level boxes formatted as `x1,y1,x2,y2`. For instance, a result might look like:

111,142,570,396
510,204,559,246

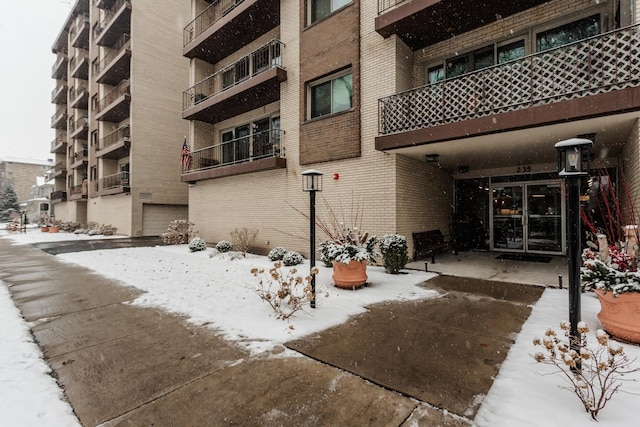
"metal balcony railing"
94,0,130,39
69,182,88,197
69,51,88,72
378,0,408,14
99,171,129,190
183,0,245,46
182,129,283,174
96,80,130,113
183,39,283,110
51,106,68,126
378,24,640,135
99,125,130,150
52,53,67,76
94,33,130,75
50,134,67,152
69,84,88,102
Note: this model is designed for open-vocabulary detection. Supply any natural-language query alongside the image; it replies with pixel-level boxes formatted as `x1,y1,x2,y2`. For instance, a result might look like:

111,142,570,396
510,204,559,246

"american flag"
180,138,191,169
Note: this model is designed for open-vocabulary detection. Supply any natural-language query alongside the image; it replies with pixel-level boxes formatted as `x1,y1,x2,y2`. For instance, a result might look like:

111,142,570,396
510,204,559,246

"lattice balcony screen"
379,24,640,135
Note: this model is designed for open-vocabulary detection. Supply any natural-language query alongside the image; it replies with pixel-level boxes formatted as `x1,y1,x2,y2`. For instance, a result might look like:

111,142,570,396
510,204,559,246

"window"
309,71,352,119
536,15,600,52
309,0,351,25
220,116,281,164
497,40,525,63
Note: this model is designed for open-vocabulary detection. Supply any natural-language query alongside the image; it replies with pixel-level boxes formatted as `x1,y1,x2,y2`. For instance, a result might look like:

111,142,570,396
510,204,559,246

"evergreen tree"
0,182,19,222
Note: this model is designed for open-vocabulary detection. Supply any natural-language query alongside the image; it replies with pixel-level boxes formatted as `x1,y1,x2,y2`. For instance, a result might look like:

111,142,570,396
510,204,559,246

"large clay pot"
40,226,49,232
595,289,640,344
48,226,60,233
332,260,367,289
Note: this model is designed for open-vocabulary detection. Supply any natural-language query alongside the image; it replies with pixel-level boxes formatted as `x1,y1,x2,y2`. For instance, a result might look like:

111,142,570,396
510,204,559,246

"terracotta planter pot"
40,227,49,232
332,260,367,289
48,226,60,233
595,289,640,344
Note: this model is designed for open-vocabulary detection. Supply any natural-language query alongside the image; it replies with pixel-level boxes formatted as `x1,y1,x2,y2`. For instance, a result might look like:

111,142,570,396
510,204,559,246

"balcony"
50,133,67,154
70,50,89,80
96,171,130,196
69,181,88,201
376,0,548,50
70,14,90,49
49,162,67,179
96,125,131,159
94,34,131,85
94,0,131,47
49,190,67,203
70,116,89,140
376,24,640,150
183,0,279,64
183,40,286,124
70,148,89,170
51,106,68,129
95,0,117,9
51,52,68,79
181,129,285,182
51,82,68,104
95,80,131,122
69,85,89,110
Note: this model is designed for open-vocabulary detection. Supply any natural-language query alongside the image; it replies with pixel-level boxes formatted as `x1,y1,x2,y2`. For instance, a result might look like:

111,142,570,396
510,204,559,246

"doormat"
496,253,552,263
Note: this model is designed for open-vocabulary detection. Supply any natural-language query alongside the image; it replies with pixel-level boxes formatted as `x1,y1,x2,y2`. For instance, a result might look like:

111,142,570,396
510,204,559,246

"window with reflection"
536,15,600,52
309,0,351,25
309,70,352,119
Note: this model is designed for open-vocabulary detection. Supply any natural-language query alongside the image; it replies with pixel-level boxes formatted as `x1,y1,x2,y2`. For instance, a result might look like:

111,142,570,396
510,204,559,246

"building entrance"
490,180,564,254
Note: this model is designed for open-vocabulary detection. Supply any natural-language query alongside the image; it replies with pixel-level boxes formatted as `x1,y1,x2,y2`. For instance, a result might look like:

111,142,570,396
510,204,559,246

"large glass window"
310,0,351,25
536,15,600,52
309,71,352,119
497,40,525,63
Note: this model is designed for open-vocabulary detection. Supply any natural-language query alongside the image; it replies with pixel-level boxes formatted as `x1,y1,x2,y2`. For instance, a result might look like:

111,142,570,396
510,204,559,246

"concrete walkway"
1,238,546,426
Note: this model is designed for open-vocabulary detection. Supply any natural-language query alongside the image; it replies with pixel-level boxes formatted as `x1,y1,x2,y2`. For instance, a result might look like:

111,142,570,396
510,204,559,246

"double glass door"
491,181,564,254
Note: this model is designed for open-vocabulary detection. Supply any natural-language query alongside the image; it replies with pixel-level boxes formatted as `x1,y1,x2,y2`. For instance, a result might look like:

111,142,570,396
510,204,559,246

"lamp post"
555,137,593,368
302,169,323,308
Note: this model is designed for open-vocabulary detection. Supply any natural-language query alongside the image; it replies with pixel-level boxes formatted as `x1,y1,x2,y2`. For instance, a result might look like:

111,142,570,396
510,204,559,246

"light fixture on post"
555,136,593,371
425,154,440,163
302,169,323,308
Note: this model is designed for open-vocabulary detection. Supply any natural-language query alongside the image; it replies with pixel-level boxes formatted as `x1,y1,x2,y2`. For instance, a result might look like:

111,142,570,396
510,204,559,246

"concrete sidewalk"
1,238,544,426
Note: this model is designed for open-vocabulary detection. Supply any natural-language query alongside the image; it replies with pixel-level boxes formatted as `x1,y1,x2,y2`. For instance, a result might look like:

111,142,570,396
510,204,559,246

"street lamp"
302,169,323,308
555,137,593,368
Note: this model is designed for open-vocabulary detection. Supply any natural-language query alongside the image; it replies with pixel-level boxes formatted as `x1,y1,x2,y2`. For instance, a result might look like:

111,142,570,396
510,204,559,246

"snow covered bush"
251,263,318,320
532,321,639,421
379,234,409,274
161,220,195,245
215,240,232,253
188,237,207,252
282,251,304,266
100,224,117,236
268,246,287,261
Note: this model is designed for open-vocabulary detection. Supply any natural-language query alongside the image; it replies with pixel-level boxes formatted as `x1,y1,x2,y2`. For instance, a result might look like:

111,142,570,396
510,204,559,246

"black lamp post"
555,137,593,367
302,169,323,308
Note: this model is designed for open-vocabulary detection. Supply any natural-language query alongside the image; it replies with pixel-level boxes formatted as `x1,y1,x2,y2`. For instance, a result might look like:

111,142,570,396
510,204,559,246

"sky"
1,228,640,425
0,1,73,161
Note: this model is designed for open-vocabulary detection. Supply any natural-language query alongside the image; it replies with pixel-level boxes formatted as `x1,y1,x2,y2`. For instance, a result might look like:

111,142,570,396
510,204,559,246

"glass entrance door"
491,181,564,254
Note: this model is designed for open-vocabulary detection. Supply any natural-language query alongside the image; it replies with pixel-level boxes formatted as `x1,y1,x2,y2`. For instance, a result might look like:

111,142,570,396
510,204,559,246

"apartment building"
50,0,190,236
181,0,640,258
0,157,54,208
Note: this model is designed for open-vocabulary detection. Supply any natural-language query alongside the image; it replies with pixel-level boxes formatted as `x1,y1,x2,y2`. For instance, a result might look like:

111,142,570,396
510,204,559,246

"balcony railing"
69,182,88,198
99,171,129,191
184,0,245,46
50,133,67,153
69,51,88,72
69,84,88,102
52,52,67,78
183,39,282,110
182,129,283,174
51,106,68,127
50,190,67,202
96,80,130,113
99,125,130,150
94,33,130,75
94,0,130,39
378,0,408,14
378,24,640,135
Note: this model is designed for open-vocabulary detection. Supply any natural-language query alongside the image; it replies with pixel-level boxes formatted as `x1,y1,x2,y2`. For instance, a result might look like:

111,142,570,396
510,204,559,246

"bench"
412,229,456,263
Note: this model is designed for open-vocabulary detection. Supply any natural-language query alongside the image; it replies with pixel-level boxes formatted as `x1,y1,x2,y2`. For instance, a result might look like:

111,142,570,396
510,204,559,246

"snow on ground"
1,228,639,426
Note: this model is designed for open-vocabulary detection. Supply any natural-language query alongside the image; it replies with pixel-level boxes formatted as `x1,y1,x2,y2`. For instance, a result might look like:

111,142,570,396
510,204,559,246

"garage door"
142,204,188,236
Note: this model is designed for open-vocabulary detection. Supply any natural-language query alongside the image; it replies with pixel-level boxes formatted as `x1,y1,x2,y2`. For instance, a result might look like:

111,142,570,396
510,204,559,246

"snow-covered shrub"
251,263,318,320
161,219,195,245
268,246,287,261
532,321,639,421
215,240,232,253
88,229,101,236
74,229,85,234
188,237,207,252
379,234,409,274
282,251,304,266
100,224,117,236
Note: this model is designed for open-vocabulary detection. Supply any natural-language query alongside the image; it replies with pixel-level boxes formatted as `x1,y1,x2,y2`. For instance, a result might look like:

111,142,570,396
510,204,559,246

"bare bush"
230,227,258,256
